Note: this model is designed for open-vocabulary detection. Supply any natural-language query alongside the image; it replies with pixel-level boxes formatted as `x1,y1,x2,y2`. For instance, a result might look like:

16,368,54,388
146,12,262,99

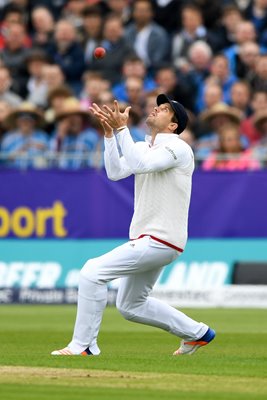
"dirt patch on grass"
0,366,149,380
1,365,267,395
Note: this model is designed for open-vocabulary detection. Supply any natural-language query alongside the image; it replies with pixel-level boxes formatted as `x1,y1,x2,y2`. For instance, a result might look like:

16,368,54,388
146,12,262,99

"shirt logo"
165,146,177,160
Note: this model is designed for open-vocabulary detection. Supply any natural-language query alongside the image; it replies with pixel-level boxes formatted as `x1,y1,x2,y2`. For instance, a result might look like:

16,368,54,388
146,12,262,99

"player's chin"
146,115,154,124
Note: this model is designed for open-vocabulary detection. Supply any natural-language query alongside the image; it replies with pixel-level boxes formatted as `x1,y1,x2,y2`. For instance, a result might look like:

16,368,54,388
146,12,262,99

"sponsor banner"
0,170,267,239
0,169,132,239
1,286,267,308
152,286,267,308
0,288,117,305
0,239,266,290
0,239,123,289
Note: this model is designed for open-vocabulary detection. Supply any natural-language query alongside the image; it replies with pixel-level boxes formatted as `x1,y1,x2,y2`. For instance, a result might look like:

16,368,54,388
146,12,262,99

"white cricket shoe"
173,328,216,355
51,347,92,356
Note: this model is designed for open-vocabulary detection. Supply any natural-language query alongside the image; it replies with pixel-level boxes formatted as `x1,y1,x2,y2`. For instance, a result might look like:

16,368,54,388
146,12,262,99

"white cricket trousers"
68,236,208,355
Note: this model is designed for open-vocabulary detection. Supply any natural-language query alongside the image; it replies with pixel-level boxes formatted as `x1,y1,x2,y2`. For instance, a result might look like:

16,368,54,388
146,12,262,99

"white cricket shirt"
104,128,194,252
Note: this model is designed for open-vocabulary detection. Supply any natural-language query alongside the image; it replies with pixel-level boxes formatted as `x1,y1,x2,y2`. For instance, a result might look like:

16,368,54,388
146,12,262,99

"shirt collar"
145,133,178,145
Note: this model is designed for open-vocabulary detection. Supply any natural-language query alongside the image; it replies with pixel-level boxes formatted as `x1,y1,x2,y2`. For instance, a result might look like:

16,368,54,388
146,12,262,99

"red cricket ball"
94,47,106,59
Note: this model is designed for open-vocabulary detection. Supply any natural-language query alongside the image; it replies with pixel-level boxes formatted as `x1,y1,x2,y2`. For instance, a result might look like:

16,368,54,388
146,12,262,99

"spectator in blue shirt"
50,97,100,169
196,54,237,113
1,102,49,168
223,20,259,75
244,0,267,43
112,55,157,102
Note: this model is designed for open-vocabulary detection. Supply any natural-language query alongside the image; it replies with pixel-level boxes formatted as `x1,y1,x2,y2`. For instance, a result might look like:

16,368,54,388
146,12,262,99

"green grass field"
0,305,267,400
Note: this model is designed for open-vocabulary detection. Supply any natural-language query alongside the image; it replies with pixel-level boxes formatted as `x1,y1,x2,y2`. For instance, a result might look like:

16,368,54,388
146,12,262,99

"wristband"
117,125,127,131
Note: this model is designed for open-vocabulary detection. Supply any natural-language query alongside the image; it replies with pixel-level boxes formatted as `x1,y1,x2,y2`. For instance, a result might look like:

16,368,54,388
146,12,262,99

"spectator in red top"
202,123,260,171
195,102,244,160
0,4,31,50
241,90,267,144
252,109,267,166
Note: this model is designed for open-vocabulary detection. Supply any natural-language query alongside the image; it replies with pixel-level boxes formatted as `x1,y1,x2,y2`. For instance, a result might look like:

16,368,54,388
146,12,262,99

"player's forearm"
117,128,177,173
104,136,132,180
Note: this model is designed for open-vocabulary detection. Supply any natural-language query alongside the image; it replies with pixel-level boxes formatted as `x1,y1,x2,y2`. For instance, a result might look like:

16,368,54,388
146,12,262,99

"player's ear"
168,122,178,133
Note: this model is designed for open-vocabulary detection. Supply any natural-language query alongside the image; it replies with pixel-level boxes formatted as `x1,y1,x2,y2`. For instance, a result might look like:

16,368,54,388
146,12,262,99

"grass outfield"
0,306,267,400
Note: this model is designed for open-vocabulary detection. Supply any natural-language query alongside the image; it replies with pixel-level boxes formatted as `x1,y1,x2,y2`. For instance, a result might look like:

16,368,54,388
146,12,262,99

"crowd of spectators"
0,0,266,170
